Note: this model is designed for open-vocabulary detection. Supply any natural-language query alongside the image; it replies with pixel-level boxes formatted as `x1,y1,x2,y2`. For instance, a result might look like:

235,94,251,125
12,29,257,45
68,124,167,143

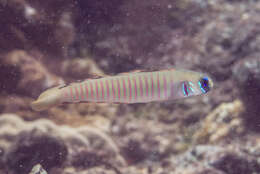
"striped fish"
31,69,213,111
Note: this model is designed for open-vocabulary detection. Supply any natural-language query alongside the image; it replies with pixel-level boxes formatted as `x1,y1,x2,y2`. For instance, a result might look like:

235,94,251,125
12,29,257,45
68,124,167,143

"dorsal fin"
74,74,109,83
58,84,69,89
118,68,174,76
118,70,143,76
88,73,107,79
59,68,175,88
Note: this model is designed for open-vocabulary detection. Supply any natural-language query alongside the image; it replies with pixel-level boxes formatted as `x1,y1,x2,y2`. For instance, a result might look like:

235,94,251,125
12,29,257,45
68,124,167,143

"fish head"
31,85,65,111
182,72,214,97
170,71,214,99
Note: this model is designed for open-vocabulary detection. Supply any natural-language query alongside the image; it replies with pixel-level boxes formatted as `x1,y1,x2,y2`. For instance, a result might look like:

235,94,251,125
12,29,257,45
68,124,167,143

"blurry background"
0,0,260,174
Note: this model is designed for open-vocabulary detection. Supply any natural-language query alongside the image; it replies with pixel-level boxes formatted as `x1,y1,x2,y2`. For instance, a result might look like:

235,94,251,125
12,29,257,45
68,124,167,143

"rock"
61,58,105,80
0,50,64,97
0,114,124,173
112,115,186,165
232,56,260,131
194,100,245,143
193,0,260,81
0,0,75,57
211,152,260,174
171,144,260,174
6,128,68,174
62,166,119,174
120,140,148,165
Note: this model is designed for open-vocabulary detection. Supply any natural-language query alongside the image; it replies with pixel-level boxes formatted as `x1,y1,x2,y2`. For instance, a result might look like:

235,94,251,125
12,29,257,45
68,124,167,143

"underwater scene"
0,0,260,174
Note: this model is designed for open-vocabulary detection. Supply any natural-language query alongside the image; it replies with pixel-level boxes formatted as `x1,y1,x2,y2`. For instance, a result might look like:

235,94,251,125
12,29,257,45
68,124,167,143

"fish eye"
198,77,210,93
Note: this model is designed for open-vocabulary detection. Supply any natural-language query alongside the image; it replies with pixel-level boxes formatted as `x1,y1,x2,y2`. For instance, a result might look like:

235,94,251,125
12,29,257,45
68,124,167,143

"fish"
31,68,214,111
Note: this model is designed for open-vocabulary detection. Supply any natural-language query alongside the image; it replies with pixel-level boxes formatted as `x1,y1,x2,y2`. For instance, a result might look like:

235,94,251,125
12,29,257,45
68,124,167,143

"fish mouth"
31,100,48,111
31,99,56,111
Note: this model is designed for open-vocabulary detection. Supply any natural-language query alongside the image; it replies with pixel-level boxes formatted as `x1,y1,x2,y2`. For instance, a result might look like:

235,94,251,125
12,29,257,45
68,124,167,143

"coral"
0,0,76,57
62,166,120,174
0,50,64,97
172,145,260,174
61,58,105,80
194,100,245,143
232,56,260,131
7,131,67,174
0,114,124,174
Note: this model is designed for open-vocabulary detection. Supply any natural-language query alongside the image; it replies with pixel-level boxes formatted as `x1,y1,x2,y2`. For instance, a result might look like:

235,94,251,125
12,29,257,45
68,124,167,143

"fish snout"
31,86,64,111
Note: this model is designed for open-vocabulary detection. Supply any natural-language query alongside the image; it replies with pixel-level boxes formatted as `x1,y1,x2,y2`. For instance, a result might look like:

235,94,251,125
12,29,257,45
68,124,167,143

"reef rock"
61,58,105,80
0,114,123,174
7,131,67,174
194,100,245,143
0,50,64,97
172,144,260,174
232,56,260,131
0,0,75,57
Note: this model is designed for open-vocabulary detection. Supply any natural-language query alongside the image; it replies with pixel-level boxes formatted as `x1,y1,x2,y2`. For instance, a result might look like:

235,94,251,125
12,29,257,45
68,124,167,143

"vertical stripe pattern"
64,70,178,103
117,78,121,101
139,76,143,100
31,68,215,112
128,77,132,102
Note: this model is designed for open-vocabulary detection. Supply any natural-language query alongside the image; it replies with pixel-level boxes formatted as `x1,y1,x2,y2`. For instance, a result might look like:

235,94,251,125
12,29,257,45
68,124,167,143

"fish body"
31,69,213,111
